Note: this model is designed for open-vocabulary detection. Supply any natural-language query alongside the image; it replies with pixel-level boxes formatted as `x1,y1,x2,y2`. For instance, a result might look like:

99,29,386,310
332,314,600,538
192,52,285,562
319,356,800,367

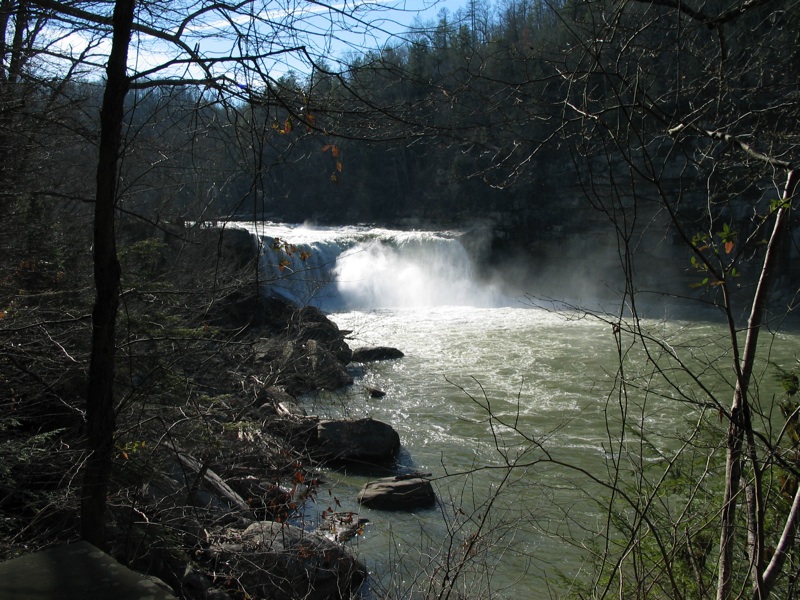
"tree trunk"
717,169,798,599
80,0,135,549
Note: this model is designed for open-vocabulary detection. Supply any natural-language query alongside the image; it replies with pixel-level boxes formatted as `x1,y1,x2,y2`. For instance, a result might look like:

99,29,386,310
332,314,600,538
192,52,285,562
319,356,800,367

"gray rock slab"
0,541,176,600
358,476,436,510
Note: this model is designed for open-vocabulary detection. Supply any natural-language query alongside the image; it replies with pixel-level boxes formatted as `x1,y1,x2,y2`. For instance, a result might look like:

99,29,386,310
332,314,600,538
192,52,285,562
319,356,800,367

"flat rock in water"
0,541,177,599
358,476,436,510
365,385,386,398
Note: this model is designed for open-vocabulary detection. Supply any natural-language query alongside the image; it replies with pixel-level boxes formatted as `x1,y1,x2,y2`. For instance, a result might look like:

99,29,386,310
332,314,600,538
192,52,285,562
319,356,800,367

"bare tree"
550,0,800,597
0,0,431,551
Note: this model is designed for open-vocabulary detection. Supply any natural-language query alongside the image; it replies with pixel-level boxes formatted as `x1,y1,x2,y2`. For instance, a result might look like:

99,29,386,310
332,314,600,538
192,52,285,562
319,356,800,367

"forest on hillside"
5,0,798,235
3,0,800,598
2,0,575,231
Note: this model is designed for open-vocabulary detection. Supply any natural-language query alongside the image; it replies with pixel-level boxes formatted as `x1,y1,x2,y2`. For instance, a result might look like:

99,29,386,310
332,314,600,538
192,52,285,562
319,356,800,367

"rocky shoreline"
0,223,437,600
104,268,434,599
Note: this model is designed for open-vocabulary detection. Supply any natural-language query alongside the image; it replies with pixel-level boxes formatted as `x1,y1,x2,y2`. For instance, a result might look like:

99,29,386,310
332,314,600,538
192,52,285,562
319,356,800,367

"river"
238,222,797,599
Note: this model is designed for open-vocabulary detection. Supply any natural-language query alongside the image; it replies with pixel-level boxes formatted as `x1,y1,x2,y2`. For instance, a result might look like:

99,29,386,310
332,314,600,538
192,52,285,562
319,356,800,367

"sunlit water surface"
240,223,798,598
309,306,798,599
316,306,614,599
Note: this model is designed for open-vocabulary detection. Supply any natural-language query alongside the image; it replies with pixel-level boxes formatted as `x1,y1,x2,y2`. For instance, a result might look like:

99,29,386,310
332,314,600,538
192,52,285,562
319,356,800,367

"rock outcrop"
211,294,354,395
208,521,366,600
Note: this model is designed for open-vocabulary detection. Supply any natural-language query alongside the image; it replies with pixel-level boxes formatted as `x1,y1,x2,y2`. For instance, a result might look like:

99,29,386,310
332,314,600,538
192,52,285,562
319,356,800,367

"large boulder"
208,521,366,600
316,418,400,462
357,475,436,511
351,346,404,362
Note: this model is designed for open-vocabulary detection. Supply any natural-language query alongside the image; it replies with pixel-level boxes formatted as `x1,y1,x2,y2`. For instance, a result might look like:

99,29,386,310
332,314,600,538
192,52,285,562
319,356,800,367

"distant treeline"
6,0,797,245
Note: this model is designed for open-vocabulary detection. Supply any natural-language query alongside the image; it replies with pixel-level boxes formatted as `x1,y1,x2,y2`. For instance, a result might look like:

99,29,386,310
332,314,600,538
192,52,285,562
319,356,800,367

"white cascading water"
237,222,503,310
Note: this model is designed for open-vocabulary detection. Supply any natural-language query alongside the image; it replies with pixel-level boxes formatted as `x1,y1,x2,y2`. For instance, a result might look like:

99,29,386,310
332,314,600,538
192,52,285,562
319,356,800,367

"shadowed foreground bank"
0,541,177,599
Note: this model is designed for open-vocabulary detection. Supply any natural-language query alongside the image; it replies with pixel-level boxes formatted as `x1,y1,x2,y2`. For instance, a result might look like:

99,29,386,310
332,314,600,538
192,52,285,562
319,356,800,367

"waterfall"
235,223,502,310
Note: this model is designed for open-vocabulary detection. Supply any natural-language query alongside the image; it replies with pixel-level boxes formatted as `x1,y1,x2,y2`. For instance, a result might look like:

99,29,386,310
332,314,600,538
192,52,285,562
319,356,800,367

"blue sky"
249,0,472,75
48,0,471,86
